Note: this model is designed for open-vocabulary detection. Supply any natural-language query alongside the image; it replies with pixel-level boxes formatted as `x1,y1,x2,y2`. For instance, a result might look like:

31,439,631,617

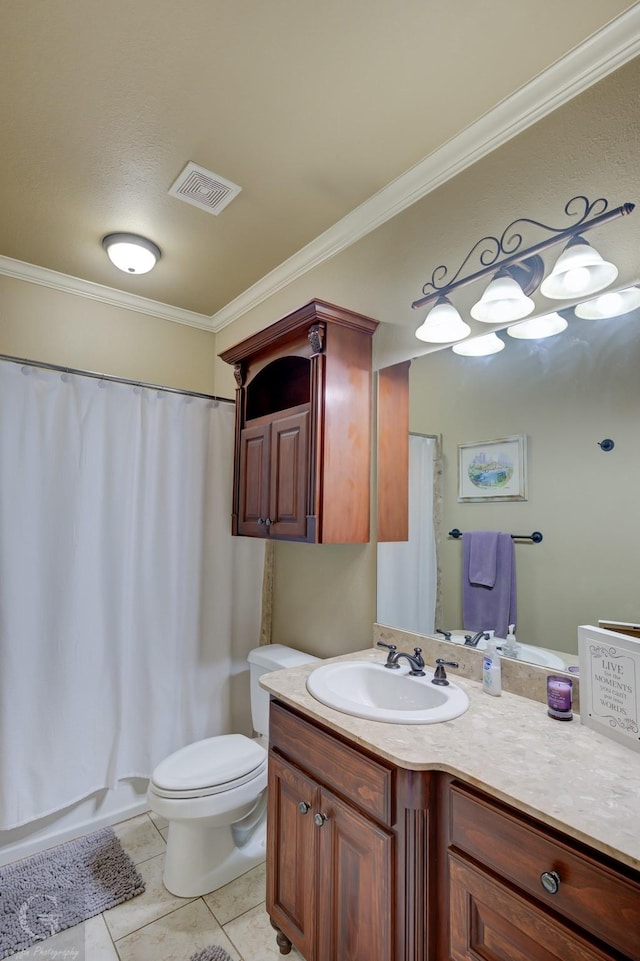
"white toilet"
147,644,318,897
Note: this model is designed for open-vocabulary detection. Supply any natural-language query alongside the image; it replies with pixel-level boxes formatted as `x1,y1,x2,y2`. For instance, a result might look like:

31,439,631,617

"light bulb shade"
415,297,471,343
452,332,504,356
506,312,568,340
574,286,640,319
470,273,535,323
102,233,161,274
540,235,618,299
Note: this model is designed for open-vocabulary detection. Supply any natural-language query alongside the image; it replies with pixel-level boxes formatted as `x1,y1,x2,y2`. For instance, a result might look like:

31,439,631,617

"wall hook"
597,438,615,452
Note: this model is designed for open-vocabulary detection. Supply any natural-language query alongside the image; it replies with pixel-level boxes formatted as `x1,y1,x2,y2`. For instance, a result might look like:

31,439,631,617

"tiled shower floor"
14,812,305,961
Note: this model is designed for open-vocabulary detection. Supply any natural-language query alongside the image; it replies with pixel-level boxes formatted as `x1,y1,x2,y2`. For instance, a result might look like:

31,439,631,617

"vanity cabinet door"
449,853,615,961
316,787,394,961
267,753,318,961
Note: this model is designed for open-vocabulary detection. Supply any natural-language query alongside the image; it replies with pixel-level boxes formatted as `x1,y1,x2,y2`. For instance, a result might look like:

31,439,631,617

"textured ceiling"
0,0,636,323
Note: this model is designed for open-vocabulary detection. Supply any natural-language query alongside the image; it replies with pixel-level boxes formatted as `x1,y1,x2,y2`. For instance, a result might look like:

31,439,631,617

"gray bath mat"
189,948,233,961
0,826,145,958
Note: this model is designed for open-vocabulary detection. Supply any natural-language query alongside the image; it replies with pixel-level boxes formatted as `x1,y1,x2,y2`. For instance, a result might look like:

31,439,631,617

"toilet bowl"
147,644,318,897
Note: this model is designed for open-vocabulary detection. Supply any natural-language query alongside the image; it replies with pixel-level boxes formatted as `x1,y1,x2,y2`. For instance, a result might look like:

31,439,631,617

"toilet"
147,644,318,897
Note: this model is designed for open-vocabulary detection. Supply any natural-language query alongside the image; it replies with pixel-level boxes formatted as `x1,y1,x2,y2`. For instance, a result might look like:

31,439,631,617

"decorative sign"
578,624,640,753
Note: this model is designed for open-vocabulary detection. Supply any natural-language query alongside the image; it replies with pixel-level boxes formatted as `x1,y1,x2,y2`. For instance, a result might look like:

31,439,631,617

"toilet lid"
151,734,266,794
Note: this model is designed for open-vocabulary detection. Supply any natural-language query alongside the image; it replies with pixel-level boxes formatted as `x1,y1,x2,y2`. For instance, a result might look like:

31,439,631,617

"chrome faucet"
376,641,426,676
434,628,452,641
464,631,490,647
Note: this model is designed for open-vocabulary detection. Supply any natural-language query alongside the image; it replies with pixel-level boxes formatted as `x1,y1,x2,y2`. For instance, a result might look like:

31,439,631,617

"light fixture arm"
411,195,634,310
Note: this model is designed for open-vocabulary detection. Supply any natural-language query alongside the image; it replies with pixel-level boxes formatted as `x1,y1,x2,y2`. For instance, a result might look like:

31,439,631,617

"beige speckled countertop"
261,648,640,873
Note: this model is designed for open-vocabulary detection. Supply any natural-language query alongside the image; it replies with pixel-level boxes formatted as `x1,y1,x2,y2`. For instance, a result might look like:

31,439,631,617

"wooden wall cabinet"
219,300,378,543
266,702,640,961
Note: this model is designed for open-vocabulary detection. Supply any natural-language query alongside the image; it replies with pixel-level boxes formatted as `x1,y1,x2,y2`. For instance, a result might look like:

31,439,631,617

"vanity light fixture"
539,235,618,299
574,285,640,319
470,268,535,323
102,233,161,275
411,195,634,343
415,296,471,343
506,312,568,340
452,332,504,356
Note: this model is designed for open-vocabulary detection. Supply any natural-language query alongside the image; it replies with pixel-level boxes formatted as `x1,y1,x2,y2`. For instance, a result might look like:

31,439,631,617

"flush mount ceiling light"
574,285,640,319
415,296,471,343
506,312,568,340
102,233,161,275
411,196,634,343
539,235,618,299
452,332,505,356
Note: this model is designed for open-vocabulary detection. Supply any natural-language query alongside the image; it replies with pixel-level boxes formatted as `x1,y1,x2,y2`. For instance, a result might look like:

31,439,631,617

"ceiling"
1,0,638,331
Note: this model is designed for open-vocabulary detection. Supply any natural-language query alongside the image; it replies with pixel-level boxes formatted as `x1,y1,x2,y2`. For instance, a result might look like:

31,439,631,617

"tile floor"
14,812,305,961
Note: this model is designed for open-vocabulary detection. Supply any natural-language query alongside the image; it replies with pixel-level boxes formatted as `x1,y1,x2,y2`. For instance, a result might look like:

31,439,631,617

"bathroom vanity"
262,651,640,961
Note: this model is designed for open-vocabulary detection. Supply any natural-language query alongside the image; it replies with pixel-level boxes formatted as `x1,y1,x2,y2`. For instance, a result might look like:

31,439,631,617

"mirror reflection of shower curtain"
377,434,437,634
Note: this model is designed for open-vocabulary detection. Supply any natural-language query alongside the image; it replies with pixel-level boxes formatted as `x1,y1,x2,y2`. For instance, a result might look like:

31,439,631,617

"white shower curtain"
377,434,437,635
0,360,264,830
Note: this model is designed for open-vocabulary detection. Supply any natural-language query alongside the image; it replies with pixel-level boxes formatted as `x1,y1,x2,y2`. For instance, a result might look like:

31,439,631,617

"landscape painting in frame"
458,434,527,502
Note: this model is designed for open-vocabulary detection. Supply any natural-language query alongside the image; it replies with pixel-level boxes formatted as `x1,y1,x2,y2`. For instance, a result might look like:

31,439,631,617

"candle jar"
547,674,573,721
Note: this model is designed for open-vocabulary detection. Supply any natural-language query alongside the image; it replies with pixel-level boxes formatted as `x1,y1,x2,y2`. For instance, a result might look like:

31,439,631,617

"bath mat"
0,826,145,958
189,948,233,961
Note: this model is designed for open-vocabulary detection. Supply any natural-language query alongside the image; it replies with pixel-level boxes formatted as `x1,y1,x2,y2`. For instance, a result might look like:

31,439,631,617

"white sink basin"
443,632,566,670
306,660,469,724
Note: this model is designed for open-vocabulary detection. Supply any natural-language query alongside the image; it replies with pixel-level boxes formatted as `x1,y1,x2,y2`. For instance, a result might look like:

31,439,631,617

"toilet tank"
247,644,319,739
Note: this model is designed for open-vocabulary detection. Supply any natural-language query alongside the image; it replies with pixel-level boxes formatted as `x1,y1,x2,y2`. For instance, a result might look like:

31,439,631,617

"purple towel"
462,531,516,638
467,530,499,587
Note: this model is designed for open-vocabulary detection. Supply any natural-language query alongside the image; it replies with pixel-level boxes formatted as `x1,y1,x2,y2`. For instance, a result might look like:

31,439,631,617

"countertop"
261,648,640,873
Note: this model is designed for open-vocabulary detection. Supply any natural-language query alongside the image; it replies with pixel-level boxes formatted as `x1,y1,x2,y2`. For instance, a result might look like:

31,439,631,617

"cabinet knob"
313,812,328,828
257,517,265,526
298,801,311,815
265,517,272,527
540,870,561,894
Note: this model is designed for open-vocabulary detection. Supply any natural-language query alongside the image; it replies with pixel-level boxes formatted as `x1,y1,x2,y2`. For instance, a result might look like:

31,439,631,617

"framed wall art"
458,434,527,502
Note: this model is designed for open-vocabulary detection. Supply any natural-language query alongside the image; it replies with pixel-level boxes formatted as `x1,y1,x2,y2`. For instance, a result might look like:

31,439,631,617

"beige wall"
0,276,218,395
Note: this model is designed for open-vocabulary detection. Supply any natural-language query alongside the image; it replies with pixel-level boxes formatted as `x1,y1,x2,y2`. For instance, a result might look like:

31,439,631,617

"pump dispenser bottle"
503,624,519,658
482,637,502,696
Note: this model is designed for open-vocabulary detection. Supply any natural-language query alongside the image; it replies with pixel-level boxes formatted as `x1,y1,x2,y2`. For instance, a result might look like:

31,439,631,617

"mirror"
377,304,640,667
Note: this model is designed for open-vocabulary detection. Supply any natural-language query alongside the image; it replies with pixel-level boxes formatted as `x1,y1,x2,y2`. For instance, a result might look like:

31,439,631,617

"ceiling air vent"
169,161,241,216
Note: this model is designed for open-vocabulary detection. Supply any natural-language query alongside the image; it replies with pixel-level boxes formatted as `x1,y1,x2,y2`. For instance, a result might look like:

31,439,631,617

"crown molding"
1,7,638,334
209,6,640,332
0,256,213,331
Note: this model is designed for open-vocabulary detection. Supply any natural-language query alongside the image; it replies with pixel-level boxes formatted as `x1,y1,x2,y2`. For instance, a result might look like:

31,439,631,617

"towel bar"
449,528,543,543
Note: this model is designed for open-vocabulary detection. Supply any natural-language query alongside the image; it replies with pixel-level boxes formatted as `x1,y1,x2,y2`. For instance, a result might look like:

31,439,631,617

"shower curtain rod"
0,353,234,404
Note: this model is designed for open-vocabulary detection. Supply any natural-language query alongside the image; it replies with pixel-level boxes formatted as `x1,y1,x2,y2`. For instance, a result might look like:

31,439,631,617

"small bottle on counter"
502,624,519,658
482,637,502,696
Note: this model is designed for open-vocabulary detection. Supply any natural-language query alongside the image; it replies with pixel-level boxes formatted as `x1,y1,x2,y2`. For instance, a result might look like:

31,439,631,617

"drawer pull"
313,812,328,827
540,870,561,894
298,801,311,815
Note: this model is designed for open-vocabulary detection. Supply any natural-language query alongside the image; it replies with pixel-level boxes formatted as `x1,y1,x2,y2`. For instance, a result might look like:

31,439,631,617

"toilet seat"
150,734,267,800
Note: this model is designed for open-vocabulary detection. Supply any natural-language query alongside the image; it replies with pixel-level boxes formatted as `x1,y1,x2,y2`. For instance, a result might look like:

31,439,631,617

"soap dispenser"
503,624,519,658
482,637,502,696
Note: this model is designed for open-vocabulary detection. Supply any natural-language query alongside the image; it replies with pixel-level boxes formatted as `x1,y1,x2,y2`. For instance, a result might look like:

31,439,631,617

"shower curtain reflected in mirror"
377,434,439,635
0,360,264,831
